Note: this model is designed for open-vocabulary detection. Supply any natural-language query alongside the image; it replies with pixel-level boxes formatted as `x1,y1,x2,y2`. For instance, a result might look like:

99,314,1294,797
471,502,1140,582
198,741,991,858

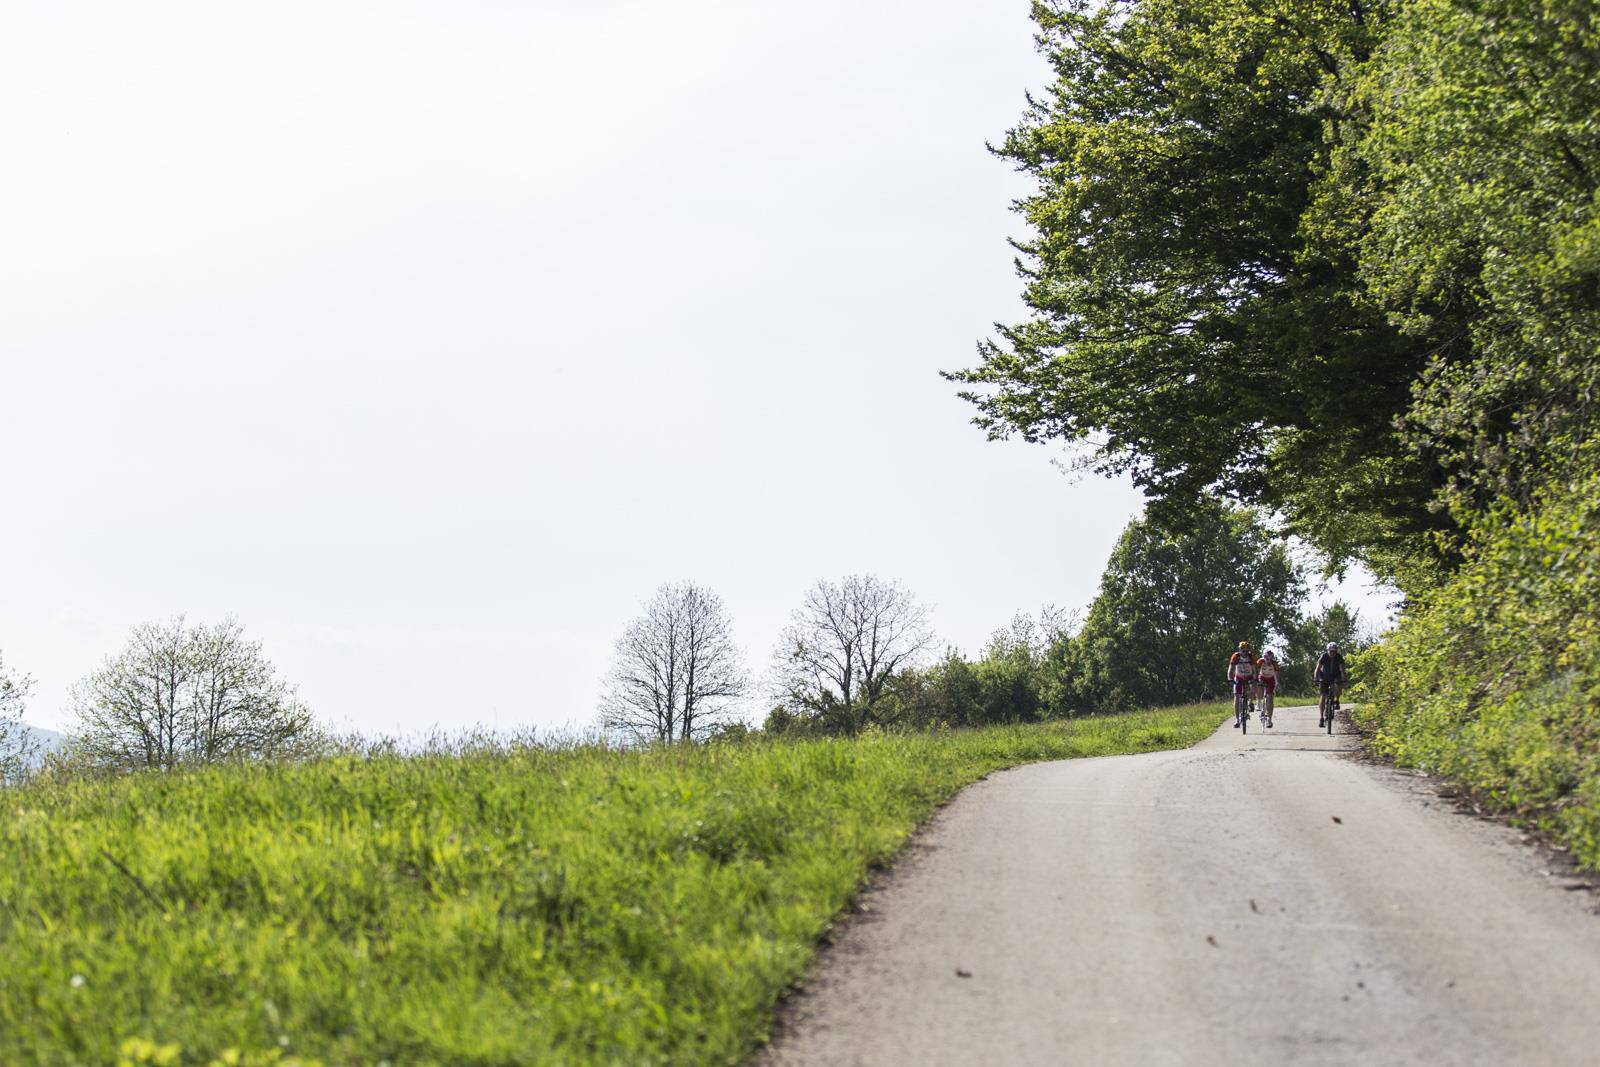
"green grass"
0,702,1227,1066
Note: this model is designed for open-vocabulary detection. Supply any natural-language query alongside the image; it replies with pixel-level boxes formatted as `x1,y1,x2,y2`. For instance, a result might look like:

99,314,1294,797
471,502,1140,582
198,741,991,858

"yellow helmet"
1238,641,1251,651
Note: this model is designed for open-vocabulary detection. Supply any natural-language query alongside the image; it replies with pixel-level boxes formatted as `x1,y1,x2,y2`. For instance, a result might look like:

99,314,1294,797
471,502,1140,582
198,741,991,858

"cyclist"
1227,641,1257,728
1256,649,1280,728
1315,642,1347,727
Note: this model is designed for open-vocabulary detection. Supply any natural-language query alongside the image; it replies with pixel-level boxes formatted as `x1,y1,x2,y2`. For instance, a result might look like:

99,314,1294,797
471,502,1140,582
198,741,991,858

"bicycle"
1235,683,1254,734
1318,682,1342,735
1259,682,1274,729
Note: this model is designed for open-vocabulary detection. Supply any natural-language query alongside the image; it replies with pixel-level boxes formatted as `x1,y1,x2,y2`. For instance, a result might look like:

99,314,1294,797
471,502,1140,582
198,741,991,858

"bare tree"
773,575,934,733
71,616,313,770
600,582,748,744
0,650,39,783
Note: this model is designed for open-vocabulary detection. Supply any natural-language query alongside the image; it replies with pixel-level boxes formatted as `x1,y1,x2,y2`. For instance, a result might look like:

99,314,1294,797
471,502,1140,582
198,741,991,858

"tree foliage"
1320,0,1600,539
70,617,313,770
958,0,1600,864
949,0,1449,578
1358,472,1600,869
883,612,1069,730
791,506,1312,730
952,0,1600,587
1066,500,1305,708
1278,600,1379,692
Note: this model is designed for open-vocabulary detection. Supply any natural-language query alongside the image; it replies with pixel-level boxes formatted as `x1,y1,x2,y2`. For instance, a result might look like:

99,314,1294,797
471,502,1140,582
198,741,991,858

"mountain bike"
1319,682,1342,735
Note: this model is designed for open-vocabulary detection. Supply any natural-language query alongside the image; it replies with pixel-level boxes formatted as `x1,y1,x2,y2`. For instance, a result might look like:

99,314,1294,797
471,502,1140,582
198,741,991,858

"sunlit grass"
0,703,1226,1065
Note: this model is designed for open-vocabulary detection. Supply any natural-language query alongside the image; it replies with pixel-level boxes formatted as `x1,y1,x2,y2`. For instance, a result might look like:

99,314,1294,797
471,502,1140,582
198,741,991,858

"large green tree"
948,0,1458,580
955,0,1600,588
1315,0,1600,536
1065,500,1305,709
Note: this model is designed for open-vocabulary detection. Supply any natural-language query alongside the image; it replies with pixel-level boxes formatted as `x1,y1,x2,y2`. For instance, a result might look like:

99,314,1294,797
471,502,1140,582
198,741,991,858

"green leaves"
953,0,1444,572
1358,473,1600,871
957,0,1600,585
1327,0,1600,528
1065,499,1306,709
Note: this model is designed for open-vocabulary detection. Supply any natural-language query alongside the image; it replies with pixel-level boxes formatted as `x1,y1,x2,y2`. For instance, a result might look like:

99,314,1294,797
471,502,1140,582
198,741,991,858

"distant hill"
4,723,68,767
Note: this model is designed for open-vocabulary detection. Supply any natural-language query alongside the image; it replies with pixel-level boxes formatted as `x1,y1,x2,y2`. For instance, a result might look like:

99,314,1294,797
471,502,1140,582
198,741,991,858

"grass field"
0,703,1227,1065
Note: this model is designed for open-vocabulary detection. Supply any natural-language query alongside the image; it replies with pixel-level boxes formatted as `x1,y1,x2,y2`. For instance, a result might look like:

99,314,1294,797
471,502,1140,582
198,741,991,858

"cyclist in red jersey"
1227,641,1257,728
1256,649,1280,728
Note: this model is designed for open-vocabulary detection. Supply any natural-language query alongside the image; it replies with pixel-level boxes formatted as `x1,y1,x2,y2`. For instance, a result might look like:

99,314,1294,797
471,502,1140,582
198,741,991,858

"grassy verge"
1356,473,1600,872
0,702,1226,1066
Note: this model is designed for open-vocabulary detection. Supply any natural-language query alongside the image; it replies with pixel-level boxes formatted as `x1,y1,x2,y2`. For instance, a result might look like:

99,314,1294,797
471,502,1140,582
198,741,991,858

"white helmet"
1326,642,1339,653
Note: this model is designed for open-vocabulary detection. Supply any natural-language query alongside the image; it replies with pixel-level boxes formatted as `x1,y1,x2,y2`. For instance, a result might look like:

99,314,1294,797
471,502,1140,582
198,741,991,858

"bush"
1357,473,1600,868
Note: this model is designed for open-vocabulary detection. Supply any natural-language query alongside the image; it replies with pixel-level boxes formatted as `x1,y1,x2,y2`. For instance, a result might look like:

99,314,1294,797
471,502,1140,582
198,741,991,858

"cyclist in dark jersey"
1314,643,1347,727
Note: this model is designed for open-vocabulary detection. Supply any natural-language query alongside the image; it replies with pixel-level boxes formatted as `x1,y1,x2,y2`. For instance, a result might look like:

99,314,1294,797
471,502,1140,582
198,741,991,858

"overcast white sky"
2,2,1385,737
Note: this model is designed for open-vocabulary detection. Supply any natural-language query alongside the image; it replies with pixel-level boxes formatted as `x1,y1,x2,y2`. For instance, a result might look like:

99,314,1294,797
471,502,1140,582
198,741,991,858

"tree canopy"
1066,500,1304,708
951,0,1599,588
70,617,313,770
1322,0,1600,537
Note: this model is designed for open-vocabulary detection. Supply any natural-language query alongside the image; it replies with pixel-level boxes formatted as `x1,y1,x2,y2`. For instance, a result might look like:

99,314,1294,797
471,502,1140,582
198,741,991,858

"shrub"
1358,473,1600,868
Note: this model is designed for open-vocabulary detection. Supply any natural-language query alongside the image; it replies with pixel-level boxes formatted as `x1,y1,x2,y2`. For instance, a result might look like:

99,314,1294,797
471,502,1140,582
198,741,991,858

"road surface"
762,704,1600,1065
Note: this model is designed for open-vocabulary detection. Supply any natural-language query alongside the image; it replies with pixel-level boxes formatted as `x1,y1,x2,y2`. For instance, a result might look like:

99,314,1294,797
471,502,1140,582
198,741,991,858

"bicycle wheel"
1326,701,1335,735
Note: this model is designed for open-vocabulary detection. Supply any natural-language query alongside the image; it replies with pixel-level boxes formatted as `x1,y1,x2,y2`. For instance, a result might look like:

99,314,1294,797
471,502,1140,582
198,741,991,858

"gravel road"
762,704,1600,1065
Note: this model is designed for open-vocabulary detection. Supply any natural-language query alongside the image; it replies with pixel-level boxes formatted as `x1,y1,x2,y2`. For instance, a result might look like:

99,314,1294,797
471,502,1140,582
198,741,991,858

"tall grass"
0,703,1226,1065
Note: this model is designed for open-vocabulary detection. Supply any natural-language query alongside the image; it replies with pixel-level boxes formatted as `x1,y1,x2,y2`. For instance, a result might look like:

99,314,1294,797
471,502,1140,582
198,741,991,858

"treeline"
1,497,1366,773
765,500,1369,736
878,600,1364,732
956,1,1599,862
594,500,1374,744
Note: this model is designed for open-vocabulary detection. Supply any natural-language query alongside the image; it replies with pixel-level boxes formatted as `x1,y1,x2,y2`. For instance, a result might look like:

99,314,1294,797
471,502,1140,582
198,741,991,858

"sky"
1,1,1388,737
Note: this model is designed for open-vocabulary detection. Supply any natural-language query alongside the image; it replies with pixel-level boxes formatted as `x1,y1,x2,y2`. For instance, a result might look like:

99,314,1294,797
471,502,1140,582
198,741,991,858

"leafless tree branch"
599,582,748,744
772,575,934,732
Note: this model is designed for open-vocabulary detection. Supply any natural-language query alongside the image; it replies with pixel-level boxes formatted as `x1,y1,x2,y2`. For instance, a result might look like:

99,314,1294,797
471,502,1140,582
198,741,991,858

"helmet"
1238,641,1251,651
1263,649,1276,660
1326,642,1339,653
